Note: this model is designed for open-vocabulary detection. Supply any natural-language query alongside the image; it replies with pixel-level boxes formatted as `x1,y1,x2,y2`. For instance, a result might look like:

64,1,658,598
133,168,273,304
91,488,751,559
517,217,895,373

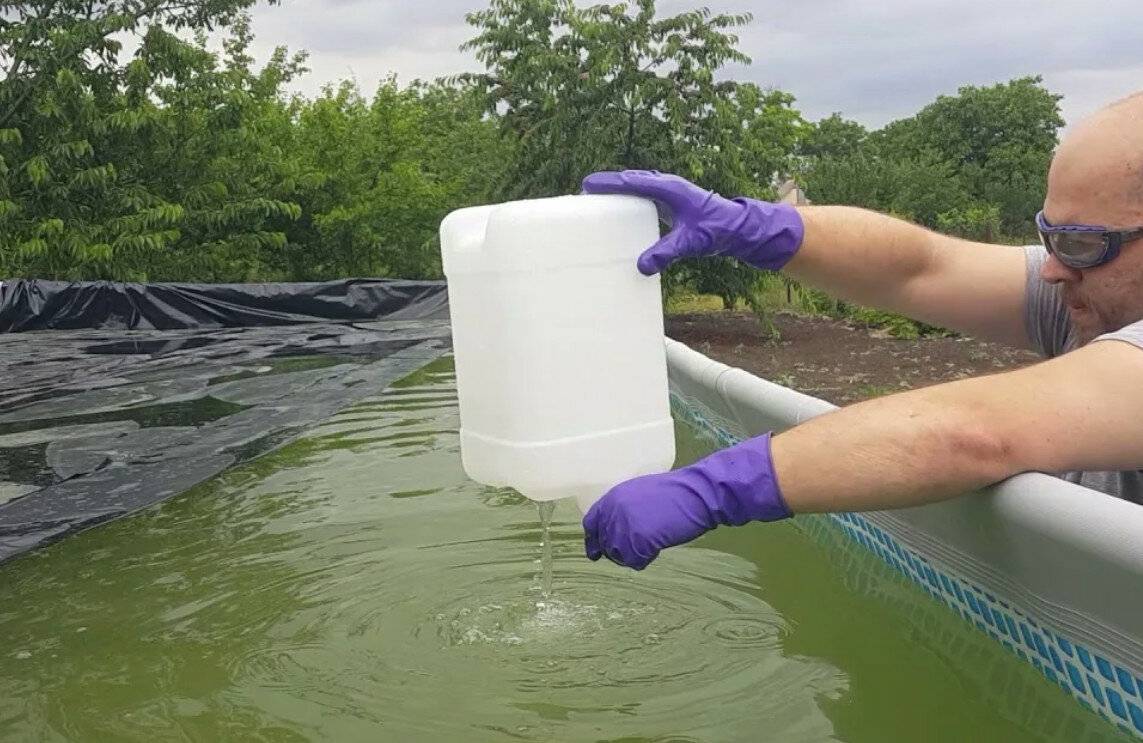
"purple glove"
581,170,805,276
583,433,793,570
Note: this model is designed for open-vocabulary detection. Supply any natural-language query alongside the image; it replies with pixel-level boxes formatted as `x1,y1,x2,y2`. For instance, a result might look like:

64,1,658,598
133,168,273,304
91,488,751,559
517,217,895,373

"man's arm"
583,341,1143,570
772,338,1143,513
580,172,1032,348
787,206,1030,348
582,325,1143,570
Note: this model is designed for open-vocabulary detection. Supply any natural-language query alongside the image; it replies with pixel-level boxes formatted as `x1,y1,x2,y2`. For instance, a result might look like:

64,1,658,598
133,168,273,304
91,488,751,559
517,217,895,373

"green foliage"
937,203,1002,242
461,0,805,308
796,113,866,160
284,79,505,280
852,383,900,399
847,308,920,339
747,269,950,340
2,1,251,277
0,1,500,281
0,3,303,280
789,77,1064,338
0,0,1066,305
801,76,1062,241
802,151,971,227
875,77,1061,170
871,76,1062,237
462,0,754,195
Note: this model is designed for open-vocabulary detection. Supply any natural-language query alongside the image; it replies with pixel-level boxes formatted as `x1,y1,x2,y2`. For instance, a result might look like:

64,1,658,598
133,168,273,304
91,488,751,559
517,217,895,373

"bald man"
578,92,1143,570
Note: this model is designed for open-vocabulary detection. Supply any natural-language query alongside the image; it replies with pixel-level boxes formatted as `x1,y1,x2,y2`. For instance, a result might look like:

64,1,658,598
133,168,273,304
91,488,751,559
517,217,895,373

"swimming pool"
0,355,1128,741
669,338,1143,741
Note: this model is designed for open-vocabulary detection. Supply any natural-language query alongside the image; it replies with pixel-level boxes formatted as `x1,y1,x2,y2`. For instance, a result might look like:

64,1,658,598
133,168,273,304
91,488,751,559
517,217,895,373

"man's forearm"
784,206,942,311
770,374,1017,514
782,205,1030,346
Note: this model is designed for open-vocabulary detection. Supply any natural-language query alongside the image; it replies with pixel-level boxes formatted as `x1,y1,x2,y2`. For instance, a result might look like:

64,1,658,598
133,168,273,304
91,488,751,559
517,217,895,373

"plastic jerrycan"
440,195,676,513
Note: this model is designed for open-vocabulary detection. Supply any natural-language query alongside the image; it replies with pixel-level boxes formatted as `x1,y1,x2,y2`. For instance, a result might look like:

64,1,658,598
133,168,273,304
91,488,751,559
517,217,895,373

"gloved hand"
583,433,793,570
581,170,805,276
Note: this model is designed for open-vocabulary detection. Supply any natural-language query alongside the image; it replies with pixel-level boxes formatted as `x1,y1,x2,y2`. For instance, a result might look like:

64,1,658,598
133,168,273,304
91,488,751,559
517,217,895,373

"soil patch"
666,311,1041,405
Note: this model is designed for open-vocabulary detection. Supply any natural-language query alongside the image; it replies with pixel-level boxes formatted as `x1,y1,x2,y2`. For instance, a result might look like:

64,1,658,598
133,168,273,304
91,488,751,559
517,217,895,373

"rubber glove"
581,170,805,276
583,433,793,570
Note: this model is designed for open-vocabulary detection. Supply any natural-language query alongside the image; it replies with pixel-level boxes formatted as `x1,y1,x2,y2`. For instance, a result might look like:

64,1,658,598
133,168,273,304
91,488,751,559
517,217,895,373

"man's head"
1042,91,1143,345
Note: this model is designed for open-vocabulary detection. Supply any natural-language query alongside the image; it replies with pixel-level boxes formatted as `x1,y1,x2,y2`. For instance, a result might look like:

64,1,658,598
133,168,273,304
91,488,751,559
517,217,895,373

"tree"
801,77,1062,240
797,113,866,160
0,0,505,282
937,203,1001,243
132,19,307,281
284,78,506,281
801,150,970,227
461,0,805,308
868,76,1063,236
0,2,307,280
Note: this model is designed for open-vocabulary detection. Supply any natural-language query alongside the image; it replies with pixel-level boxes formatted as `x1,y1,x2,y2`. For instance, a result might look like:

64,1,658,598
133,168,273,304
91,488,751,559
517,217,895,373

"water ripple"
0,359,846,742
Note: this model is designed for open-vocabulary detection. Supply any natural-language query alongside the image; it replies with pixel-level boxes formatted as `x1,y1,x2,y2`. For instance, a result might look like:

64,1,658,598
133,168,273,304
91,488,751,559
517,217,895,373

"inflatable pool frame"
667,338,1143,738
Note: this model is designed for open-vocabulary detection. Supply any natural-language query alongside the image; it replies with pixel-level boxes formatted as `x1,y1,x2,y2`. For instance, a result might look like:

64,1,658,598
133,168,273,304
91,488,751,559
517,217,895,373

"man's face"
1039,239,1143,345
1041,108,1143,346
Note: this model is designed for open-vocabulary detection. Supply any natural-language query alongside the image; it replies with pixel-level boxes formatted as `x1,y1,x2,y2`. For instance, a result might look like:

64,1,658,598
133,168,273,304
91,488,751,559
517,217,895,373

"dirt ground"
666,311,1041,405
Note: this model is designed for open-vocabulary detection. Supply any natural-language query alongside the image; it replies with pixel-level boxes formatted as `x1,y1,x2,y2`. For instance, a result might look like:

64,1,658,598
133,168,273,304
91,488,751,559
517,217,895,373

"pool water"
0,357,1130,742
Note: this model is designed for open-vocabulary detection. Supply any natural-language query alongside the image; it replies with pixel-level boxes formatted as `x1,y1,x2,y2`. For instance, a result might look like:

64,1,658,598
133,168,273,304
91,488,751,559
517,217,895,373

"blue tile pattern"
671,391,1143,738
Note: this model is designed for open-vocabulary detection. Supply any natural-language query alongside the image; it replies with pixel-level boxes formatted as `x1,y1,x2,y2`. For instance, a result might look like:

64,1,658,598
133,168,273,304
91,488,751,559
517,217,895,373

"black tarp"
0,278,449,332
0,279,451,563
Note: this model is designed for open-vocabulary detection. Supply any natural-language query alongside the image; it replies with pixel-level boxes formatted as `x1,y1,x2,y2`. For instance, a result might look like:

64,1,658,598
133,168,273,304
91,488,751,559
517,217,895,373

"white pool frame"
667,338,1143,738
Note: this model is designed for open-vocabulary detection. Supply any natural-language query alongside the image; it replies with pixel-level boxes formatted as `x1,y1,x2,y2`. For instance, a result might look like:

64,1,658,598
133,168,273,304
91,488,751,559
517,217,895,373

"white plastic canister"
440,195,676,513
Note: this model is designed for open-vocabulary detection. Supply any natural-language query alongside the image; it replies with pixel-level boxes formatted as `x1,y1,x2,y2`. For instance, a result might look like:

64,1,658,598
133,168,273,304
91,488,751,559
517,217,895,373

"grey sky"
247,0,1143,130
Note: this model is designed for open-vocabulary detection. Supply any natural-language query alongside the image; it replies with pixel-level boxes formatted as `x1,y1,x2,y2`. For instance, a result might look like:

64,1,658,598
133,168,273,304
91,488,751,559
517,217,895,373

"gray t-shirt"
1023,244,1143,503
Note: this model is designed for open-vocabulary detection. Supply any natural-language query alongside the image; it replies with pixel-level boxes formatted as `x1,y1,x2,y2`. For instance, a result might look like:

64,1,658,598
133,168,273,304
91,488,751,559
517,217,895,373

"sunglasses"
1035,210,1143,269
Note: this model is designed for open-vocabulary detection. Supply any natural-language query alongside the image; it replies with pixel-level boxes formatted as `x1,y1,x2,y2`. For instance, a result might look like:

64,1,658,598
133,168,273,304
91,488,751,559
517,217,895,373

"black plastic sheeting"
0,278,449,332
0,279,451,563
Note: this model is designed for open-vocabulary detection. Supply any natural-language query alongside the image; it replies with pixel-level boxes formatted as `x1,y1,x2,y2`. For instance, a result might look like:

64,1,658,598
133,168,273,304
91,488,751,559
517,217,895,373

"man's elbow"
942,416,1022,489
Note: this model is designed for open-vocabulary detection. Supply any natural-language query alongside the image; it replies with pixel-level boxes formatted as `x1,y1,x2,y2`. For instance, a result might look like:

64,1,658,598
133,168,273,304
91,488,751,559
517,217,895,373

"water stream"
536,499,557,601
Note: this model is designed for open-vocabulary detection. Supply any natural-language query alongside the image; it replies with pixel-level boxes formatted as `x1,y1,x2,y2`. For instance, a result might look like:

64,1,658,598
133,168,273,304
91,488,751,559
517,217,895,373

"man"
580,91,1143,571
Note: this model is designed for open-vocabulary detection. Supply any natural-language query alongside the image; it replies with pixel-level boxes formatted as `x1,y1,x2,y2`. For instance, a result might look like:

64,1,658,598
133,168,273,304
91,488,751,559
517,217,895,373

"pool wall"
667,338,1143,738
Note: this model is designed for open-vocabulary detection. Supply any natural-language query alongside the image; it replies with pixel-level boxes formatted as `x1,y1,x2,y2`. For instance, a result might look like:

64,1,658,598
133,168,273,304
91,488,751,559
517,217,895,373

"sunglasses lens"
1045,231,1108,268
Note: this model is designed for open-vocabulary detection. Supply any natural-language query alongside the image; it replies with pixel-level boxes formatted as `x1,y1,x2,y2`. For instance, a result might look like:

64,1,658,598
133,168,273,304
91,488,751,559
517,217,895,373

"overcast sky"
245,0,1143,131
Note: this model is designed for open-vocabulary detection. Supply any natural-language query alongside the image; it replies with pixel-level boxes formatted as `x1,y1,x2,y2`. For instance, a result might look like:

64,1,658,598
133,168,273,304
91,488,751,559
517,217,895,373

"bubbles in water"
421,556,798,705
702,615,785,649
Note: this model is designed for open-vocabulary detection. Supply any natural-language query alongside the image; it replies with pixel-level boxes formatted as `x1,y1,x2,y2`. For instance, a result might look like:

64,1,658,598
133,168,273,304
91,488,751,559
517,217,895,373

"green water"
0,357,1130,742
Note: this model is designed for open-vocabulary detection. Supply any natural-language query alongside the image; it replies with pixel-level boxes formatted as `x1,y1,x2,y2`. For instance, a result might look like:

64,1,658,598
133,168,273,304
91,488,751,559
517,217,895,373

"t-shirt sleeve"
1094,320,1143,352
1023,244,1075,358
